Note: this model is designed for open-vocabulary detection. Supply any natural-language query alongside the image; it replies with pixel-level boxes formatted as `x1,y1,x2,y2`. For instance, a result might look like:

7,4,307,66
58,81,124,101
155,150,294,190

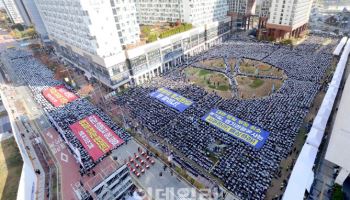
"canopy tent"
306,39,350,146
283,144,318,200
311,88,336,132
333,37,348,56
284,38,350,200
306,128,324,148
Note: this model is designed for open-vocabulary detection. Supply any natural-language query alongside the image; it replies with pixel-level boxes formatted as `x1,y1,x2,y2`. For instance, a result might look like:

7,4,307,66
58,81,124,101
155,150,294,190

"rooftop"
126,22,193,50
325,76,350,170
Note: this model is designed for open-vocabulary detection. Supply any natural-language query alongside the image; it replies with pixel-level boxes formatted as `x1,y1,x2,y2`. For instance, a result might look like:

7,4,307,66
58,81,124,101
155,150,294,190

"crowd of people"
113,34,339,200
2,49,130,171
0,33,339,198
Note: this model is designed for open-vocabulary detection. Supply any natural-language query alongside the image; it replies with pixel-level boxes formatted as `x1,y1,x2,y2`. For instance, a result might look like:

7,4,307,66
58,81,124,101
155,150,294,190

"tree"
11,23,24,31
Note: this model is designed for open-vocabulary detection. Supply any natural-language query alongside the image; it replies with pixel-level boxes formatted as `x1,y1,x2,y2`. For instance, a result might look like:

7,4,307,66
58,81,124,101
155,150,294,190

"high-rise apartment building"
266,0,312,39
2,0,24,24
135,0,228,26
135,0,182,25
34,0,231,90
255,0,271,17
110,0,140,45
182,0,229,26
13,0,31,25
34,0,133,89
228,0,256,15
15,0,48,39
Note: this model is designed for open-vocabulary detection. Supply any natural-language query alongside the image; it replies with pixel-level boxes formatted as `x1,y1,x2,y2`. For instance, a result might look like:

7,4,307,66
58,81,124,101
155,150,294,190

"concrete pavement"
0,74,47,200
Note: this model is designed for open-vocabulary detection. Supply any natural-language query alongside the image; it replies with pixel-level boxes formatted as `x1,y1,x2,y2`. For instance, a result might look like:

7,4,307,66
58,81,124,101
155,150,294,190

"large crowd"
0,33,339,199
113,34,339,200
1,50,130,172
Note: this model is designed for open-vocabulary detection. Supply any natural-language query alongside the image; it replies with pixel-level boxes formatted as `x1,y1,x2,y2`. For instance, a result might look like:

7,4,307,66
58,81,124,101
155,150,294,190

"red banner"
69,115,124,162
42,85,78,107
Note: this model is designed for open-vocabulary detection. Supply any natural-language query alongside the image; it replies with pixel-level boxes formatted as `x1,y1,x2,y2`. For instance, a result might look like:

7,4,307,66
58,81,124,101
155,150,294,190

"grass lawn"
200,58,226,69
240,64,257,74
249,79,264,88
239,59,285,77
237,76,283,99
198,69,212,76
258,65,271,71
0,137,23,200
198,70,230,91
184,67,232,98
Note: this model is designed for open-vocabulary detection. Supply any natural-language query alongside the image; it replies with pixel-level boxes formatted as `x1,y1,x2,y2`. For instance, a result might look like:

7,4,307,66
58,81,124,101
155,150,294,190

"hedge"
159,23,192,39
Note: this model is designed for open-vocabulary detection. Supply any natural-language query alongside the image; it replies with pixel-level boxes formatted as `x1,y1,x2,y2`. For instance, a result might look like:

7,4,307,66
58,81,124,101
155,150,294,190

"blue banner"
202,109,270,149
150,88,193,112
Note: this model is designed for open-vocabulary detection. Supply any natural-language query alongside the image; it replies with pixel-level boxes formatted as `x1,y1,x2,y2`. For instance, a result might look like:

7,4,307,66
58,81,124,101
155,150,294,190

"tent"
333,37,348,56
284,36,350,200
283,144,318,200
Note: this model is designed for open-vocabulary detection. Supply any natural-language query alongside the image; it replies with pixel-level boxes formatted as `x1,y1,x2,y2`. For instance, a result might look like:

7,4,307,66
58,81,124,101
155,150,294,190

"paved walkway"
112,139,208,200
0,83,46,200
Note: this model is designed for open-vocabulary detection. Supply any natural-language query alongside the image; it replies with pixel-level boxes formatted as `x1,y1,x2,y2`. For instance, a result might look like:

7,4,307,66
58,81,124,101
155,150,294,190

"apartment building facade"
135,0,182,25
110,0,140,46
228,0,257,15
34,0,133,89
2,0,24,24
266,0,313,39
34,0,232,90
255,0,271,17
182,0,229,26
127,18,231,85
55,17,231,90
136,0,228,26
14,0,49,39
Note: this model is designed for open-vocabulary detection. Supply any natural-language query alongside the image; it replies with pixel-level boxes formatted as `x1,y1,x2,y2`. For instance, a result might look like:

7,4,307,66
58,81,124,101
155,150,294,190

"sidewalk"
0,63,46,200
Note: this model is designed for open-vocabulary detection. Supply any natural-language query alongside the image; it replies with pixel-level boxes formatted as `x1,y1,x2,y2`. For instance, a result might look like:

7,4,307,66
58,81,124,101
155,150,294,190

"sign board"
150,88,193,112
202,109,270,149
69,115,124,161
42,85,78,107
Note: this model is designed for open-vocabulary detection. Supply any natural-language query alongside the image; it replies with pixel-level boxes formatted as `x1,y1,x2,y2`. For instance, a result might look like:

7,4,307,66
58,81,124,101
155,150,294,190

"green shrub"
194,181,205,190
159,23,192,39
189,178,195,185
199,69,211,76
332,184,344,200
217,85,229,91
11,23,24,31
280,39,293,45
249,79,264,88
147,33,158,43
141,26,151,35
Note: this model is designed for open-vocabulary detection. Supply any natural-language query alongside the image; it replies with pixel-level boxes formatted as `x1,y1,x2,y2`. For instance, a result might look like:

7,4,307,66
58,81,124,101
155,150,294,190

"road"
0,30,57,200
